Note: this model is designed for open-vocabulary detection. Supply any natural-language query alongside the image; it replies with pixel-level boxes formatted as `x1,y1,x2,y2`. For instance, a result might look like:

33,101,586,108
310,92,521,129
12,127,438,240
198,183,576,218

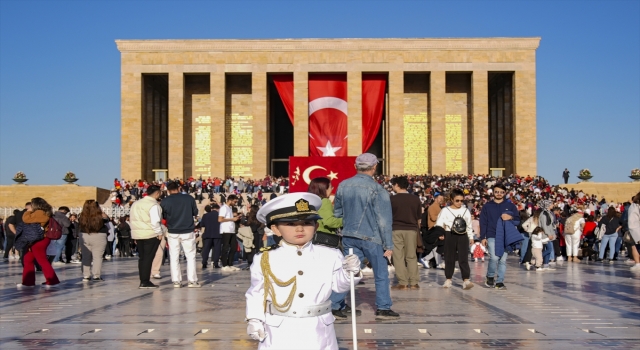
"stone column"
347,71,362,156
121,72,142,181
387,71,404,175
210,71,225,179
472,71,489,175
514,70,537,175
430,71,446,174
293,71,308,156
252,72,268,177
168,72,184,179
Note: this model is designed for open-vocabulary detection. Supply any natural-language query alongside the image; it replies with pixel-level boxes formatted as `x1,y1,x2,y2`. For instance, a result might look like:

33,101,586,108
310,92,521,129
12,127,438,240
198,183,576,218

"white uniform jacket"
245,241,362,350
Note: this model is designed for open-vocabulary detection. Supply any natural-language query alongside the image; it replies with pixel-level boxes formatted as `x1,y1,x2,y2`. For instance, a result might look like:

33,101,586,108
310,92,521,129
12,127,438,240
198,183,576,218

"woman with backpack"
597,207,622,263
15,197,60,287
435,189,474,290
520,208,542,270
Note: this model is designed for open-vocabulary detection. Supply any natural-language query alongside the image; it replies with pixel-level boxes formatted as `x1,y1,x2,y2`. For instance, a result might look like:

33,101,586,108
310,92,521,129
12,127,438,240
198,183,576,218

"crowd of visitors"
2,163,639,299
108,176,288,208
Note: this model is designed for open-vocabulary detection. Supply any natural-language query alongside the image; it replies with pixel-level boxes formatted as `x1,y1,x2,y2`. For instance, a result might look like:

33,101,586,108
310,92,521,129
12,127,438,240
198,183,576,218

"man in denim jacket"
333,153,400,320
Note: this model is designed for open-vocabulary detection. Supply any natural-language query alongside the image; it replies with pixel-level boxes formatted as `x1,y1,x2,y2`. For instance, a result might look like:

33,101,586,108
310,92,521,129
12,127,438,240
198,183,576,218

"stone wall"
561,183,640,204
0,185,110,209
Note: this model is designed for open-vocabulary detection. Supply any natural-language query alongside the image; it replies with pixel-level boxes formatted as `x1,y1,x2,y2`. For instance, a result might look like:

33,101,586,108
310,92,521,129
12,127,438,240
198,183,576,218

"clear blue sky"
1,0,639,188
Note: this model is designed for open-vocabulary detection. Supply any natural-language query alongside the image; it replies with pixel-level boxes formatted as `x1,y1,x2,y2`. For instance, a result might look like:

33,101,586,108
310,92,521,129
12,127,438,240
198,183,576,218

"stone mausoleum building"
116,37,540,181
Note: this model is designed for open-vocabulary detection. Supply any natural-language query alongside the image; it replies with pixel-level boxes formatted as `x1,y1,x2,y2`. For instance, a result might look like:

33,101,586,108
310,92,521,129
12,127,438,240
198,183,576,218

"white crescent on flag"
308,97,348,116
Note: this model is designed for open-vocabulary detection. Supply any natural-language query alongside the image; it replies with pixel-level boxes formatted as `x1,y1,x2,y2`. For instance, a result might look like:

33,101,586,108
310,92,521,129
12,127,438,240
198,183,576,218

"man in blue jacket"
334,153,399,320
480,183,520,290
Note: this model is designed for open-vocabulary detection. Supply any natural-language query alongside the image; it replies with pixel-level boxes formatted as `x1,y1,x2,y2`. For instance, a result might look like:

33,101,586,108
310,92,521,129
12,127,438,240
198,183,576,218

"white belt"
267,300,332,318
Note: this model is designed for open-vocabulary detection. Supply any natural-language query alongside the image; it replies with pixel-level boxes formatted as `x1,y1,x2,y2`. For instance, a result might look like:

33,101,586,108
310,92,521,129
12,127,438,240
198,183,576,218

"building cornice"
115,38,541,53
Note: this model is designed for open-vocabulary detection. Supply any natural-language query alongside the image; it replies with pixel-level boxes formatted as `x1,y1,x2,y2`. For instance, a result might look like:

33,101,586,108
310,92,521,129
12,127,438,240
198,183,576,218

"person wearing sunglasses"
479,183,520,290
434,188,474,289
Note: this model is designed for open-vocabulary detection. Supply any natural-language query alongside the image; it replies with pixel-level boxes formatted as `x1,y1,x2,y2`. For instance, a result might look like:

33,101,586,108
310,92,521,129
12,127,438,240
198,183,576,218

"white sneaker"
462,280,474,290
631,264,640,272
418,258,429,269
105,255,111,260
173,282,182,288
188,281,202,288
361,267,373,274
152,274,161,279
536,267,546,272
221,266,231,272
443,280,452,288
52,261,66,267
17,284,35,288
71,260,81,264
438,263,445,270
556,256,564,262
525,262,531,271
545,266,556,271
625,259,635,265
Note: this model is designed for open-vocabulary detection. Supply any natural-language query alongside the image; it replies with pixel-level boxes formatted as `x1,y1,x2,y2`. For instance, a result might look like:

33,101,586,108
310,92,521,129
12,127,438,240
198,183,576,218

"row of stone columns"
121,70,535,181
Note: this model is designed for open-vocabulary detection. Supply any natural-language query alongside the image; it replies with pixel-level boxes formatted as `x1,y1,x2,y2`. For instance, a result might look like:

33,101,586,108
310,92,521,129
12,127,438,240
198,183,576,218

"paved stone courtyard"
1,254,639,349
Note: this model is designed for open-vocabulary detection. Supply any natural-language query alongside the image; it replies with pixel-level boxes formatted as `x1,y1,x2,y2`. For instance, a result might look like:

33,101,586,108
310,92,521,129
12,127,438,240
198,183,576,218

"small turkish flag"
289,156,357,193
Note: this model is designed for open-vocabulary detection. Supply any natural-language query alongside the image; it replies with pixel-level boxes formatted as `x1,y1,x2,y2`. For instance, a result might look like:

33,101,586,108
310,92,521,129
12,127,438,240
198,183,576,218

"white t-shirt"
219,204,235,233
435,205,474,240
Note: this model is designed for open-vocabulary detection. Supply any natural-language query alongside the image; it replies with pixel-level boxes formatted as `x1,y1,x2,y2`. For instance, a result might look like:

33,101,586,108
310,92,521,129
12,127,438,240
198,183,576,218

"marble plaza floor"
1,253,639,350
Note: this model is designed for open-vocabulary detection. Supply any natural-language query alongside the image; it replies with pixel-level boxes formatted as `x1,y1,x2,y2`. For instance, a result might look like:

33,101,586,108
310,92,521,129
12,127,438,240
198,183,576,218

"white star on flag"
327,171,338,181
316,140,341,157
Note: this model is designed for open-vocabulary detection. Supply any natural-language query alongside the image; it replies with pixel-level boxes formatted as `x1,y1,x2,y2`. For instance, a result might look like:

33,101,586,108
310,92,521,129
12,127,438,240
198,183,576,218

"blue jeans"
599,234,617,259
543,241,554,265
486,238,508,283
333,236,392,310
330,290,347,310
52,235,68,262
614,236,622,257
519,233,530,263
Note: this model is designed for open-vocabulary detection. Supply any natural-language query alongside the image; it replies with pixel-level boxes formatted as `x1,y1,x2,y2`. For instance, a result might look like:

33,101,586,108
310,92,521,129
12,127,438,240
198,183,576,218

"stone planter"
630,175,640,182
12,178,28,184
577,175,593,182
64,178,78,184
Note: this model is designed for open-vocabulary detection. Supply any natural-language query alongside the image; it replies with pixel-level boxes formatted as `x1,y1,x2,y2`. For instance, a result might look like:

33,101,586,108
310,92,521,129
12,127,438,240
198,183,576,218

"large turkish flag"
308,74,348,157
289,156,357,193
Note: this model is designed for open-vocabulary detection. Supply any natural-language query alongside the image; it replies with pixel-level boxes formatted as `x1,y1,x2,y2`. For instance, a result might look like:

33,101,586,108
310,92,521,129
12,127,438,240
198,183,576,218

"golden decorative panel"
403,113,429,174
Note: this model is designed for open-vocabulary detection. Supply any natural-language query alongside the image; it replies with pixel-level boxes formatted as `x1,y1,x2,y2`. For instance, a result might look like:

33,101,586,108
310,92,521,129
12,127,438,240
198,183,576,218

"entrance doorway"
488,72,515,175
268,74,294,177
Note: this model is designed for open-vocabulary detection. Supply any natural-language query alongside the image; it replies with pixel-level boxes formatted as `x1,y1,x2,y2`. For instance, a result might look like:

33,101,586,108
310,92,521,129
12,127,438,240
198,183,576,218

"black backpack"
448,208,468,235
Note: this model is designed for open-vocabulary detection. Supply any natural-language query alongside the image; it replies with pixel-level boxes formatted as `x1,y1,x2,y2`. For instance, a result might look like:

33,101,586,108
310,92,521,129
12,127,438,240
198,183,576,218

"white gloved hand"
342,254,361,275
247,319,267,342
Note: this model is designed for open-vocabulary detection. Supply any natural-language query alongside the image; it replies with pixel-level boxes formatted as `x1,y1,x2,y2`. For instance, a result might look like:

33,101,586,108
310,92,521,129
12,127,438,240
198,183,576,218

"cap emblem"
295,199,311,213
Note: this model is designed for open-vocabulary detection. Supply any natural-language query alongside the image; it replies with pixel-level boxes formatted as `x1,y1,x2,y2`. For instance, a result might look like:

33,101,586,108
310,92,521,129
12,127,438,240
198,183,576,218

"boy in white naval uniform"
245,193,363,350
